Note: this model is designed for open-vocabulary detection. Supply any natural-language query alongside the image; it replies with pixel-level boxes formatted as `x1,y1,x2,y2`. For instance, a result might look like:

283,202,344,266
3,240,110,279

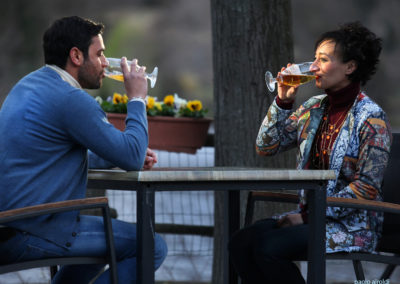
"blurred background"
0,0,214,116
0,1,399,283
0,0,399,128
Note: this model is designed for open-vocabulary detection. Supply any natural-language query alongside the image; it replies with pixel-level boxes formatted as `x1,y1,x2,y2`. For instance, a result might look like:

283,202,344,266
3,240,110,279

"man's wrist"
129,97,146,105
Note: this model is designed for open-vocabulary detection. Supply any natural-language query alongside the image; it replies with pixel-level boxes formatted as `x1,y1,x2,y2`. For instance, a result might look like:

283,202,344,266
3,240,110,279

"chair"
0,197,118,283
245,132,400,281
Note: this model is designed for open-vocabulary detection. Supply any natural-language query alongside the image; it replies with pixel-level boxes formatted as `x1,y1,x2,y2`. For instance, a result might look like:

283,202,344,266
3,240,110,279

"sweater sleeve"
88,150,115,169
60,89,148,171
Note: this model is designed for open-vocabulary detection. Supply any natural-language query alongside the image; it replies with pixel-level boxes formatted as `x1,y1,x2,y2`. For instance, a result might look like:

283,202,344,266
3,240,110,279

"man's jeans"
0,215,168,284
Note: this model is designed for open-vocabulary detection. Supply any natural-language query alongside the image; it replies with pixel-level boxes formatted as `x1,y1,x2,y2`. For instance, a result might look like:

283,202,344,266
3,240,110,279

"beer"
265,62,315,92
105,57,158,88
106,74,124,82
278,74,316,87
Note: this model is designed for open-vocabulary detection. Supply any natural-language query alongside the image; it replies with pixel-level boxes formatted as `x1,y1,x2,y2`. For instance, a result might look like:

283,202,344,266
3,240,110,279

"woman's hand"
277,64,299,102
142,148,158,170
277,213,304,228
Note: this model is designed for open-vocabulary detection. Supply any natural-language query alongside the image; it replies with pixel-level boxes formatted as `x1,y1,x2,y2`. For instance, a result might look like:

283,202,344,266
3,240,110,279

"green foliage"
146,94,208,118
178,105,208,118
100,101,127,114
157,104,175,117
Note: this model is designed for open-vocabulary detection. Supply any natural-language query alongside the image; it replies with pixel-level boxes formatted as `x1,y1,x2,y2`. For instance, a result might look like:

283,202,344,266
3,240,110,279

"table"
87,167,335,284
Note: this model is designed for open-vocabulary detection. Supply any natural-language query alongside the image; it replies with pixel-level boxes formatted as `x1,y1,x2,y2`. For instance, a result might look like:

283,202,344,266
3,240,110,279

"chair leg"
102,206,118,284
380,264,396,280
244,192,255,227
352,260,365,280
50,265,58,279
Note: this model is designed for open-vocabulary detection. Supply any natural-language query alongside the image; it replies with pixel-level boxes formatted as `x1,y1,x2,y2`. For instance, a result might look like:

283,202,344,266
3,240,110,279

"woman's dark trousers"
228,218,308,284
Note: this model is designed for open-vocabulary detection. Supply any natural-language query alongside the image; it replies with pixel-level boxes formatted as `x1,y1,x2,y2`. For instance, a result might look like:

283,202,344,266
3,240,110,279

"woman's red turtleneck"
312,81,360,169
324,81,360,125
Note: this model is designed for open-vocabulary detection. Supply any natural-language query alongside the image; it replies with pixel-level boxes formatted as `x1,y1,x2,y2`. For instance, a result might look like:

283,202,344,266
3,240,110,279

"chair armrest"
249,192,299,204
0,197,109,224
244,191,299,226
249,193,400,214
327,197,400,215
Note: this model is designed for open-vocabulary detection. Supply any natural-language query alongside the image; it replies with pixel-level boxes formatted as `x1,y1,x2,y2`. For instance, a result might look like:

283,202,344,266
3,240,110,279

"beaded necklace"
310,82,361,169
311,104,351,169
310,82,360,169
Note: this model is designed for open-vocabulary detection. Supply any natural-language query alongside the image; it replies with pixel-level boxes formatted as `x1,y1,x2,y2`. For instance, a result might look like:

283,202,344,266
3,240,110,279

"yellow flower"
164,95,174,106
147,96,156,110
112,93,123,104
155,102,162,111
122,94,128,104
187,100,202,112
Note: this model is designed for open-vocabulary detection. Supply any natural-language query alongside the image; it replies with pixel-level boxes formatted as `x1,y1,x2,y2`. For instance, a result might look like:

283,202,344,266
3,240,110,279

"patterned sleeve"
255,98,300,156
326,113,392,219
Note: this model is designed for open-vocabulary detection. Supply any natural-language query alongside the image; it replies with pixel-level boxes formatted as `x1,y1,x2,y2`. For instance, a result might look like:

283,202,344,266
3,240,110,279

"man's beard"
78,60,102,89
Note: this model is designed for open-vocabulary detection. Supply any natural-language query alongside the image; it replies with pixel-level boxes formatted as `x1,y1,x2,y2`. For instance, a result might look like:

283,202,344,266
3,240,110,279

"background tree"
210,0,296,283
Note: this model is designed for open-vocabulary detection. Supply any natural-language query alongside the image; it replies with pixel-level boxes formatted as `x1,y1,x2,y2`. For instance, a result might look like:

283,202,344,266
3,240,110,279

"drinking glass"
265,62,316,92
105,57,158,88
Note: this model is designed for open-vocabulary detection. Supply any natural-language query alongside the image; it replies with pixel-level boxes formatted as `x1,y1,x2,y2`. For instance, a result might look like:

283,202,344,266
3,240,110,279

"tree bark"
210,1,295,283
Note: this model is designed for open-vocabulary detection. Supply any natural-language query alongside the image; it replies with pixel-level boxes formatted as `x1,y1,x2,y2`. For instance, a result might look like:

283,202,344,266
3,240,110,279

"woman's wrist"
276,96,294,109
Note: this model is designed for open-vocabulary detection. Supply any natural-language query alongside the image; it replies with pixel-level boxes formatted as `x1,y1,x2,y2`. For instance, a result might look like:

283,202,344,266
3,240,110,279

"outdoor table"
87,167,335,284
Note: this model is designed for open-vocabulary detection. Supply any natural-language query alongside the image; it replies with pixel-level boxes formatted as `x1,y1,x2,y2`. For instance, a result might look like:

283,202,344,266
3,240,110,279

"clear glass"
265,62,316,92
105,57,158,88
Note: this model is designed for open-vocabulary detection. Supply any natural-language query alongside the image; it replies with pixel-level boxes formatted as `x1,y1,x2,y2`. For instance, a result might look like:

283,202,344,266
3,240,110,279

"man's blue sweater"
0,67,148,248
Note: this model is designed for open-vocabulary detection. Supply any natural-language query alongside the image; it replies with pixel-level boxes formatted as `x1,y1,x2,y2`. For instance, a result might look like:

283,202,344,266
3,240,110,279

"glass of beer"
265,62,316,92
105,57,158,88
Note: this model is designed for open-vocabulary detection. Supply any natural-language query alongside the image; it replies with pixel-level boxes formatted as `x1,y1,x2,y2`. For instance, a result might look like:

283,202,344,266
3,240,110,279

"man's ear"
69,47,84,67
345,60,357,75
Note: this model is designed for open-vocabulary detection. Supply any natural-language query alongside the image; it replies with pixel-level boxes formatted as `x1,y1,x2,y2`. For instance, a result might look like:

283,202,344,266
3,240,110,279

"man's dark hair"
43,16,104,69
314,21,382,86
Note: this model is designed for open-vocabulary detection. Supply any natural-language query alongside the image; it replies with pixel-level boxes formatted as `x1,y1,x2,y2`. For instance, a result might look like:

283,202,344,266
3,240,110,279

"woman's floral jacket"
256,92,392,253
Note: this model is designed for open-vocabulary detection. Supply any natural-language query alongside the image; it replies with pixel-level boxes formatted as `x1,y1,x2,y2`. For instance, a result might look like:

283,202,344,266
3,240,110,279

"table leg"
306,184,326,284
226,190,240,284
137,185,155,284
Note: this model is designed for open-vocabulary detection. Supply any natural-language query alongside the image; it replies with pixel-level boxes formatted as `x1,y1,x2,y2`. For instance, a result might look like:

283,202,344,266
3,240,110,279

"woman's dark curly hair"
43,16,104,69
314,21,382,86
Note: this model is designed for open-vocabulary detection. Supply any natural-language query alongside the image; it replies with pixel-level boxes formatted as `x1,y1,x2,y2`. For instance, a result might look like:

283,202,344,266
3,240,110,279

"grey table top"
88,167,336,182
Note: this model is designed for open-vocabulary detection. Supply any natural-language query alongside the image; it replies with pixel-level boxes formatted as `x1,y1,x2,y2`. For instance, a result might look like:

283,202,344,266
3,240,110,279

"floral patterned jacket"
256,92,392,253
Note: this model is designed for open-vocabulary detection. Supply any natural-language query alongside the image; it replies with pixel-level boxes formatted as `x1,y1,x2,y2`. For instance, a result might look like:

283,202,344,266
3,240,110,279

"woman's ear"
345,60,357,75
69,47,84,67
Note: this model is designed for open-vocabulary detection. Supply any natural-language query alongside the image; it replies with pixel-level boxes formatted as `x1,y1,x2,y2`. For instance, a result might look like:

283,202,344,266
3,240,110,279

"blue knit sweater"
0,67,148,248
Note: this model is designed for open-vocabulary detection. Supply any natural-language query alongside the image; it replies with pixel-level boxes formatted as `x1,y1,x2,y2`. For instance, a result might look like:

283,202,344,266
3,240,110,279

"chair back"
377,132,400,254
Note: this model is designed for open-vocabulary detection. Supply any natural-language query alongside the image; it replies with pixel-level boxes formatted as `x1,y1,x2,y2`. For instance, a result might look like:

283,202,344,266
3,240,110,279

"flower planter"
148,116,212,154
106,113,212,154
106,113,126,132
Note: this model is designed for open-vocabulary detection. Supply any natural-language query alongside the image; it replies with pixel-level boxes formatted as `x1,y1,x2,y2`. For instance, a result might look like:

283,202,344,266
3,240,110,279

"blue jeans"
0,215,168,284
228,218,307,284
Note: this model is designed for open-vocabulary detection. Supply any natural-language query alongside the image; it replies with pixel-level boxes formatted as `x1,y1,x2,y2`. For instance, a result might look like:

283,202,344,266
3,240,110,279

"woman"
228,22,392,283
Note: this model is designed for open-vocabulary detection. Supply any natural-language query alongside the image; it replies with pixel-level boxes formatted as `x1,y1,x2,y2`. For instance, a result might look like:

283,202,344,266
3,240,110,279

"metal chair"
244,132,400,281
0,197,118,283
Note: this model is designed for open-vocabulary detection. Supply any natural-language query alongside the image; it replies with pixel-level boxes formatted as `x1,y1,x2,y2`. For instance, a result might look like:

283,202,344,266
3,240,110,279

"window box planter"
106,113,212,154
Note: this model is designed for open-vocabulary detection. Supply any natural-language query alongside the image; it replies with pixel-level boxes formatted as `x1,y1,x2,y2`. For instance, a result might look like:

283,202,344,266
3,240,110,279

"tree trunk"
210,1,295,283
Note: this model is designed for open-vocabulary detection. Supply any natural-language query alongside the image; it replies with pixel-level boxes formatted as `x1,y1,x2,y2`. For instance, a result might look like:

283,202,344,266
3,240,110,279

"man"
0,16,167,283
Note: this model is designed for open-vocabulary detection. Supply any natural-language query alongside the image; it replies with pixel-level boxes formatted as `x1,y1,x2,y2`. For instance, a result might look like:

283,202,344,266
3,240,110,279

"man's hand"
277,213,304,228
142,148,158,170
120,57,148,100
